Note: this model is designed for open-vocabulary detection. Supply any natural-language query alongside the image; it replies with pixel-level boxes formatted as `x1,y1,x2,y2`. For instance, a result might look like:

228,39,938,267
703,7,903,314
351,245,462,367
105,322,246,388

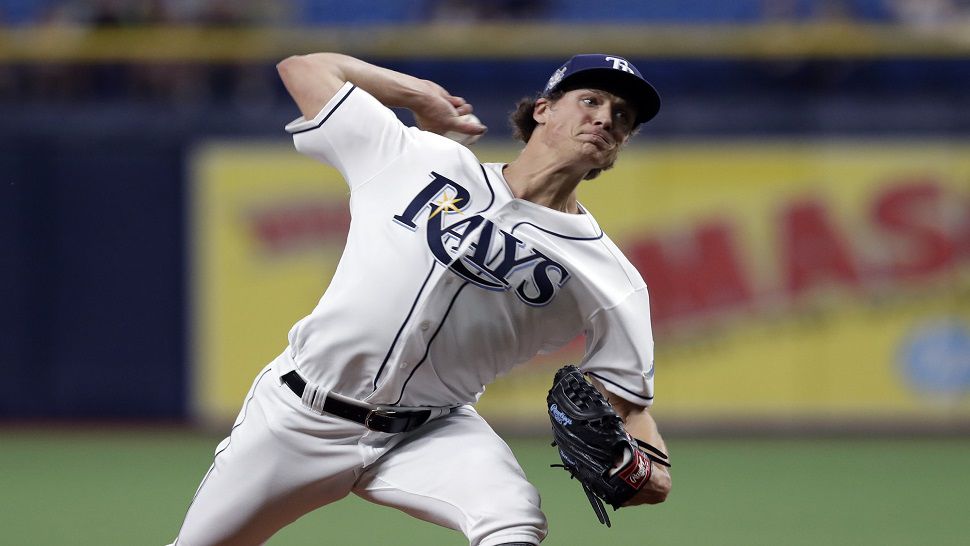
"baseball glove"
547,365,670,527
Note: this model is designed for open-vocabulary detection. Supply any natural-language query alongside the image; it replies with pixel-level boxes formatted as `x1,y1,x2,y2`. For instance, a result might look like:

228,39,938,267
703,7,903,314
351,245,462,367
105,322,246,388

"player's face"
535,88,637,170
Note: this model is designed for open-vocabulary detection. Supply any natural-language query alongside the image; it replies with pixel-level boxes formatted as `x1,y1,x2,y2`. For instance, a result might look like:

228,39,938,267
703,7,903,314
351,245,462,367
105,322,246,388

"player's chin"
592,151,620,172
578,143,618,167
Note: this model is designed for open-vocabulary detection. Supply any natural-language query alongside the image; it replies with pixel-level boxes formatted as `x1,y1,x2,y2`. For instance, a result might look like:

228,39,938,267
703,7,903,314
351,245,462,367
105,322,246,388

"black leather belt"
281,371,443,434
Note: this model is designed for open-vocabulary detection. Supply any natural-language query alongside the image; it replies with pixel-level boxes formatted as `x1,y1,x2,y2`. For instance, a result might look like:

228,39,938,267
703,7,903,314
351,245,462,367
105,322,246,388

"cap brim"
554,69,661,125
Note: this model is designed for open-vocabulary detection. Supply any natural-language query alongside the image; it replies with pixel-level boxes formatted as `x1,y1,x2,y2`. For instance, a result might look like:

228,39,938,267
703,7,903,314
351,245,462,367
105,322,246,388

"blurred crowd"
0,0,968,107
0,0,279,26
1,0,969,26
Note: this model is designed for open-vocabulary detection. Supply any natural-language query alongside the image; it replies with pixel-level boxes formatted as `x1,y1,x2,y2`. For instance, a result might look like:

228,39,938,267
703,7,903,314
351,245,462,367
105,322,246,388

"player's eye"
614,109,633,127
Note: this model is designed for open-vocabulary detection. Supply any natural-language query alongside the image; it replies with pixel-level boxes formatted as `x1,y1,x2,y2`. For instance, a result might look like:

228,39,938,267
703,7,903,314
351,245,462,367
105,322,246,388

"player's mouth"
581,130,613,149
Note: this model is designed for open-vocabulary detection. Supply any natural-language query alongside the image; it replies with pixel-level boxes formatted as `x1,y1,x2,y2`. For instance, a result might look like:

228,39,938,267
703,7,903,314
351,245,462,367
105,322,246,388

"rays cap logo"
541,53,661,125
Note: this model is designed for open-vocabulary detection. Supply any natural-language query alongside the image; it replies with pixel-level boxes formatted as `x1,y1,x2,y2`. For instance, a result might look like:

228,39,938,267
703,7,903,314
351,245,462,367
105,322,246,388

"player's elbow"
277,52,344,75
276,54,309,82
277,53,347,119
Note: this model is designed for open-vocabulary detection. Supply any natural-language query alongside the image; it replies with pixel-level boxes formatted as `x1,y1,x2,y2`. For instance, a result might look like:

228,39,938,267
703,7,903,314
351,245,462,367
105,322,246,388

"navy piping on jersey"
373,262,438,391
288,85,357,135
481,163,601,241
375,167,495,395
392,281,471,405
510,220,604,241
476,164,496,214
391,248,504,403
587,370,653,403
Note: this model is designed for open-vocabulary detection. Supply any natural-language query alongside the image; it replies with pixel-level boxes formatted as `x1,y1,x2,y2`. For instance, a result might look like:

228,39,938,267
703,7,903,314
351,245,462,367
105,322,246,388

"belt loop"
302,382,327,414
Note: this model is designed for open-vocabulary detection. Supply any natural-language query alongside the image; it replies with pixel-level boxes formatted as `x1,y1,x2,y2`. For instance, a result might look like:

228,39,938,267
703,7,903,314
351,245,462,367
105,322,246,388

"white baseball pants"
171,356,547,545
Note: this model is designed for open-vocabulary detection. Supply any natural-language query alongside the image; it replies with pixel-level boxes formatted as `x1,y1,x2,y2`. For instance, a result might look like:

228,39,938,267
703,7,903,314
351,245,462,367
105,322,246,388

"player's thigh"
175,365,363,545
353,406,546,545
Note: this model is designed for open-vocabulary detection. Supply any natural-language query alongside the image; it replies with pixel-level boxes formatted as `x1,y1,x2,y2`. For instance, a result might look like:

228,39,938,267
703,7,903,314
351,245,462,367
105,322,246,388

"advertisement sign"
192,141,970,427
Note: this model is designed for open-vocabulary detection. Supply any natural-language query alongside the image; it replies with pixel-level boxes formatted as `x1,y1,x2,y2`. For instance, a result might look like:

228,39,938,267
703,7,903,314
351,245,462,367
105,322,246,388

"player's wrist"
385,77,438,111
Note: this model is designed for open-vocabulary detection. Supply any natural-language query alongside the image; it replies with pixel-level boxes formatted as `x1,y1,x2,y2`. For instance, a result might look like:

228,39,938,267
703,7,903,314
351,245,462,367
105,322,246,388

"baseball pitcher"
170,52,670,545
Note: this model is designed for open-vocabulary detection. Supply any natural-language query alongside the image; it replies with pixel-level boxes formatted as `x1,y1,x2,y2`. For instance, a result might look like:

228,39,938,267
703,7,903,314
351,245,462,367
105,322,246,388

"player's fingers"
455,115,487,135
449,96,477,116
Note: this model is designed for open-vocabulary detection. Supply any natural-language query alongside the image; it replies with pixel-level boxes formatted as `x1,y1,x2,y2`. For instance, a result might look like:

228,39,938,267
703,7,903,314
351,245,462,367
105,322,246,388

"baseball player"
170,52,670,545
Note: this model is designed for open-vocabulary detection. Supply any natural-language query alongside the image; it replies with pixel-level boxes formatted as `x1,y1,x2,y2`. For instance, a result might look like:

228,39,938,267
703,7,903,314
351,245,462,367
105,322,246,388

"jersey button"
420,321,431,331
400,361,410,370
511,202,520,211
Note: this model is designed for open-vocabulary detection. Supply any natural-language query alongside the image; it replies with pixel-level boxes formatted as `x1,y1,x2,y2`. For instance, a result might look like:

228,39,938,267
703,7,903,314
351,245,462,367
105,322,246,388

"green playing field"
1,428,967,545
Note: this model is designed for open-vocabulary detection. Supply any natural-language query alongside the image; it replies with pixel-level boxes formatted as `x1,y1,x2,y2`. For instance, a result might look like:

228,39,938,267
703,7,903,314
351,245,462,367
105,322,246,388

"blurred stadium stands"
0,0,939,25
1,1,969,424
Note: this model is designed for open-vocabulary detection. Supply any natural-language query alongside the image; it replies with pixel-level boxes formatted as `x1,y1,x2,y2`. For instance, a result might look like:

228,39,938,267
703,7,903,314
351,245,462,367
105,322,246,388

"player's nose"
591,105,613,130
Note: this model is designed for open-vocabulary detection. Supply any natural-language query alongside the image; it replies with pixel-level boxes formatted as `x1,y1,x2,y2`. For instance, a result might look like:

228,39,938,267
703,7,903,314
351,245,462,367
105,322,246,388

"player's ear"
533,97,551,125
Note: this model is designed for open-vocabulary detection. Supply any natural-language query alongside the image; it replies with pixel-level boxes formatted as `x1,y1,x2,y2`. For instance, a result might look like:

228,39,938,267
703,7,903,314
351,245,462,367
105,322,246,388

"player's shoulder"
411,126,478,151
403,126,484,168
330,86,481,161
580,227,648,294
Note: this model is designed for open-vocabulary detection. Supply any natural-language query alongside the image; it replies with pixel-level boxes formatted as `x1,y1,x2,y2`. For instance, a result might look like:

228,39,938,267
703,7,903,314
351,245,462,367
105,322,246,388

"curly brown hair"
508,90,564,144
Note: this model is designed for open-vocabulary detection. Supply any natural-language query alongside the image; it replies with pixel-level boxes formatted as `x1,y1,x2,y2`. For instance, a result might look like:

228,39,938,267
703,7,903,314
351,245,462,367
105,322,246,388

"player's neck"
503,151,585,214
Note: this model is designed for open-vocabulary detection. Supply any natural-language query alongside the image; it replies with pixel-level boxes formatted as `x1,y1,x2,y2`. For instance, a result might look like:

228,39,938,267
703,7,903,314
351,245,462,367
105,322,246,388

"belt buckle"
364,408,404,433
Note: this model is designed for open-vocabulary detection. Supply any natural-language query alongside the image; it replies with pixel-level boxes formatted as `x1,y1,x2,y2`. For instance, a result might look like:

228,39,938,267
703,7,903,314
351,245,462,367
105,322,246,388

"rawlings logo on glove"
616,448,650,488
546,365,670,527
549,404,573,426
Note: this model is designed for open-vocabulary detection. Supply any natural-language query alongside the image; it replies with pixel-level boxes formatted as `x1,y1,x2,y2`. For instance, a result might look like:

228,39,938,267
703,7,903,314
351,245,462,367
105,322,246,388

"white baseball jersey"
172,80,657,546
281,81,656,409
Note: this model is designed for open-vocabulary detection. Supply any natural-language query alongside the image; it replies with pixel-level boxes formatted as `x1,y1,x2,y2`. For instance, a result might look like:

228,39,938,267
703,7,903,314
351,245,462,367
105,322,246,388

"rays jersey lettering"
393,172,570,306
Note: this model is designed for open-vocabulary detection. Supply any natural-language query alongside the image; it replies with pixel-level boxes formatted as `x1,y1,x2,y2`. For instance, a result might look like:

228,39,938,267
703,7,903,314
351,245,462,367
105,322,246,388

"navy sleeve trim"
586,370,653,403
288,84,357,135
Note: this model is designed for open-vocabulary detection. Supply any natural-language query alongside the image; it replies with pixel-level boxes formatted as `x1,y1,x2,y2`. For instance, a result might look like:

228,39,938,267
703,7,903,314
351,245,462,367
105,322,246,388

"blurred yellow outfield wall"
191,140,970,428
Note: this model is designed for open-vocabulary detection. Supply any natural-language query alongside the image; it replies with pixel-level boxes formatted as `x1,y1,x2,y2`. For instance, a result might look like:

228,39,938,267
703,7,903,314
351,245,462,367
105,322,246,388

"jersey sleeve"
284,82,412,190
580,287,656,407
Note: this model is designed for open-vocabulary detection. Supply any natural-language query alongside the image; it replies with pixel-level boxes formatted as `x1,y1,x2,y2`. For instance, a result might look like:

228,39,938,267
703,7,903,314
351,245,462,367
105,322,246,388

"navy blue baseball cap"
542,54,661,125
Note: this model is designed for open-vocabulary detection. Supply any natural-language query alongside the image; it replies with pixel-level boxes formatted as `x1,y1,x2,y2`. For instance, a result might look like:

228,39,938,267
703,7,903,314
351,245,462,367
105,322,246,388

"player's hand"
412,80,487,138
